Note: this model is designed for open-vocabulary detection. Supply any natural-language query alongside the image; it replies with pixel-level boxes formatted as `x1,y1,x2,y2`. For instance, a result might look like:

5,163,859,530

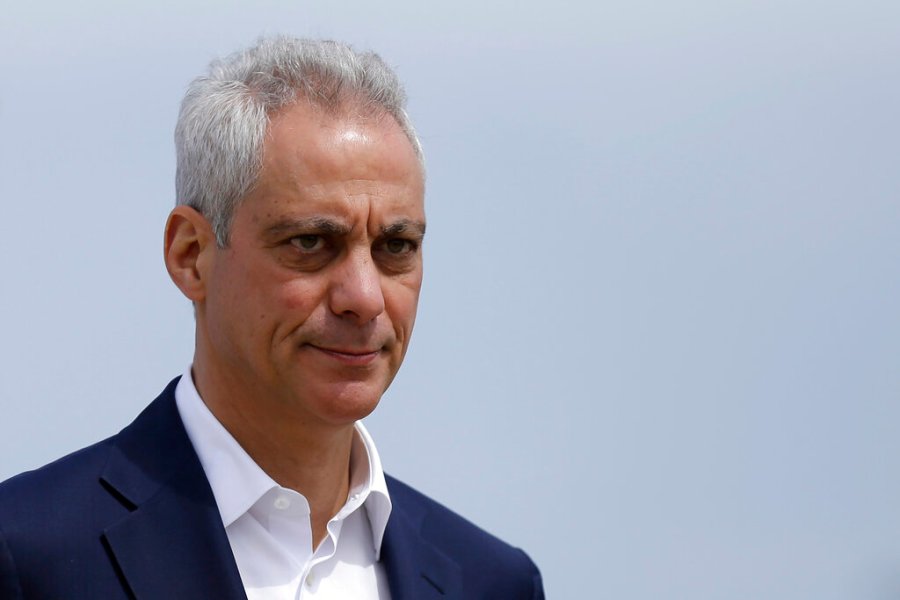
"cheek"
243,277,323,353
386,279,422,335
279,277,326,317
207,261,255,331
215,262,317,335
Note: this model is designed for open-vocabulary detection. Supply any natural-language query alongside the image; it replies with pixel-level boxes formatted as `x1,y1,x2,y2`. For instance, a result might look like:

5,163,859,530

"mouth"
307,345,383,366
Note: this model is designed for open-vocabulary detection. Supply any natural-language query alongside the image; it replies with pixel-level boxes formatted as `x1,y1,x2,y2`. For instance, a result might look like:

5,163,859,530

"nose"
328,249,385,324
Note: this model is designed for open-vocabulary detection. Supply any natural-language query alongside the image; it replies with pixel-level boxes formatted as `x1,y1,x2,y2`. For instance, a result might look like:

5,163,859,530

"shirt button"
273,496,290,510
305,571,315,587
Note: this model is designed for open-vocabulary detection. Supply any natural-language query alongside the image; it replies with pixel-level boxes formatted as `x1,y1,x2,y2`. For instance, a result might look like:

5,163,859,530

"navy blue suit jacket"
0,379,544,599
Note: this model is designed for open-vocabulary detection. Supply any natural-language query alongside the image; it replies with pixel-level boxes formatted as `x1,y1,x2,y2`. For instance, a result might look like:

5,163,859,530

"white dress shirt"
174,369,393,599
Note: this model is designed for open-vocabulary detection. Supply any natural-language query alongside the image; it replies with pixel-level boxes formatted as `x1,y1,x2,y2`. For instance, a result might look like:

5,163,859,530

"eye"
384,238,414,254
290,235,325,252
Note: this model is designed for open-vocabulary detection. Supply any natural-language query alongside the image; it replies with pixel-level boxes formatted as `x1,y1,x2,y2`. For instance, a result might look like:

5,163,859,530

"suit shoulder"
0,379,180,515
385,475,542,585
0,436,115,518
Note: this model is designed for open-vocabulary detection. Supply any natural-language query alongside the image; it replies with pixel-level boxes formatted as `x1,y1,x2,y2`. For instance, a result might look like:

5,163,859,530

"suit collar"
381,477,463,599
99,378,247,600
172,370,393,559
95,378,460,600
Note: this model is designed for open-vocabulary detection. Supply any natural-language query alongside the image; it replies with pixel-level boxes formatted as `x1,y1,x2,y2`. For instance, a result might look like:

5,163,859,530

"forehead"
261,102,423,193
235,101,425,233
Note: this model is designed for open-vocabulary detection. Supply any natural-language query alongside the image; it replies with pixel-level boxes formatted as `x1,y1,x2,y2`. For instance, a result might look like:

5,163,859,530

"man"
0,36,543,599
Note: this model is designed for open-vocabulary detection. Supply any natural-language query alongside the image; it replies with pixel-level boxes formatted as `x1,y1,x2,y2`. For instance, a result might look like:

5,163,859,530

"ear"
164,205,216,303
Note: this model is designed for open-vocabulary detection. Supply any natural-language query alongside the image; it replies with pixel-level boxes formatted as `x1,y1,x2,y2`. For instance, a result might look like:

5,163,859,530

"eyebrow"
262,216,426,242
263,217,351,240
381,219,427,239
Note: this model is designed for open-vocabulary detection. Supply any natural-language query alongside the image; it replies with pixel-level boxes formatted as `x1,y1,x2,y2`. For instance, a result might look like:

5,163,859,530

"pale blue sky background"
2,1,899,598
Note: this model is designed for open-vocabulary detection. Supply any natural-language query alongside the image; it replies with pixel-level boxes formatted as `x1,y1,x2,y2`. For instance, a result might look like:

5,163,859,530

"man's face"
198,102,425,428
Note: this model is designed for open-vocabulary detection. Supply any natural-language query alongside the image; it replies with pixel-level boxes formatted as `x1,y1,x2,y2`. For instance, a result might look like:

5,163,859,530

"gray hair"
175,36,424,246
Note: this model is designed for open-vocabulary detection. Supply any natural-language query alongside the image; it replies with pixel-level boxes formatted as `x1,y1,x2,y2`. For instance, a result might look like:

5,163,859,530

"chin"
307,381,385,425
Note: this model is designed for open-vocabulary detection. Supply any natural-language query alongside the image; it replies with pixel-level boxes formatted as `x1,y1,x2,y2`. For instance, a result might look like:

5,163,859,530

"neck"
191,357,355,548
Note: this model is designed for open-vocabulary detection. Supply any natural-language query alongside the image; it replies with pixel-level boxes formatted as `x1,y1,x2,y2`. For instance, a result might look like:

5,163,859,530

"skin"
164,100,425,547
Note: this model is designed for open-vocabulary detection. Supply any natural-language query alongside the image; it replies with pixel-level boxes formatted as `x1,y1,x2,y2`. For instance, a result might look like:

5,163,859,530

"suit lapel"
99,379,246,600
380,488,462,600
97,379,464,600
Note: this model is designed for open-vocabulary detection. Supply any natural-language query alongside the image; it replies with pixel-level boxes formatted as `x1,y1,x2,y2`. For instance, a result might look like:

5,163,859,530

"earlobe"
164,206,215,303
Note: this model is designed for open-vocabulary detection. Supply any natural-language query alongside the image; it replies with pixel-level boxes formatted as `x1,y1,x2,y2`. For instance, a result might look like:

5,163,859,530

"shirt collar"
173,368,392,558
